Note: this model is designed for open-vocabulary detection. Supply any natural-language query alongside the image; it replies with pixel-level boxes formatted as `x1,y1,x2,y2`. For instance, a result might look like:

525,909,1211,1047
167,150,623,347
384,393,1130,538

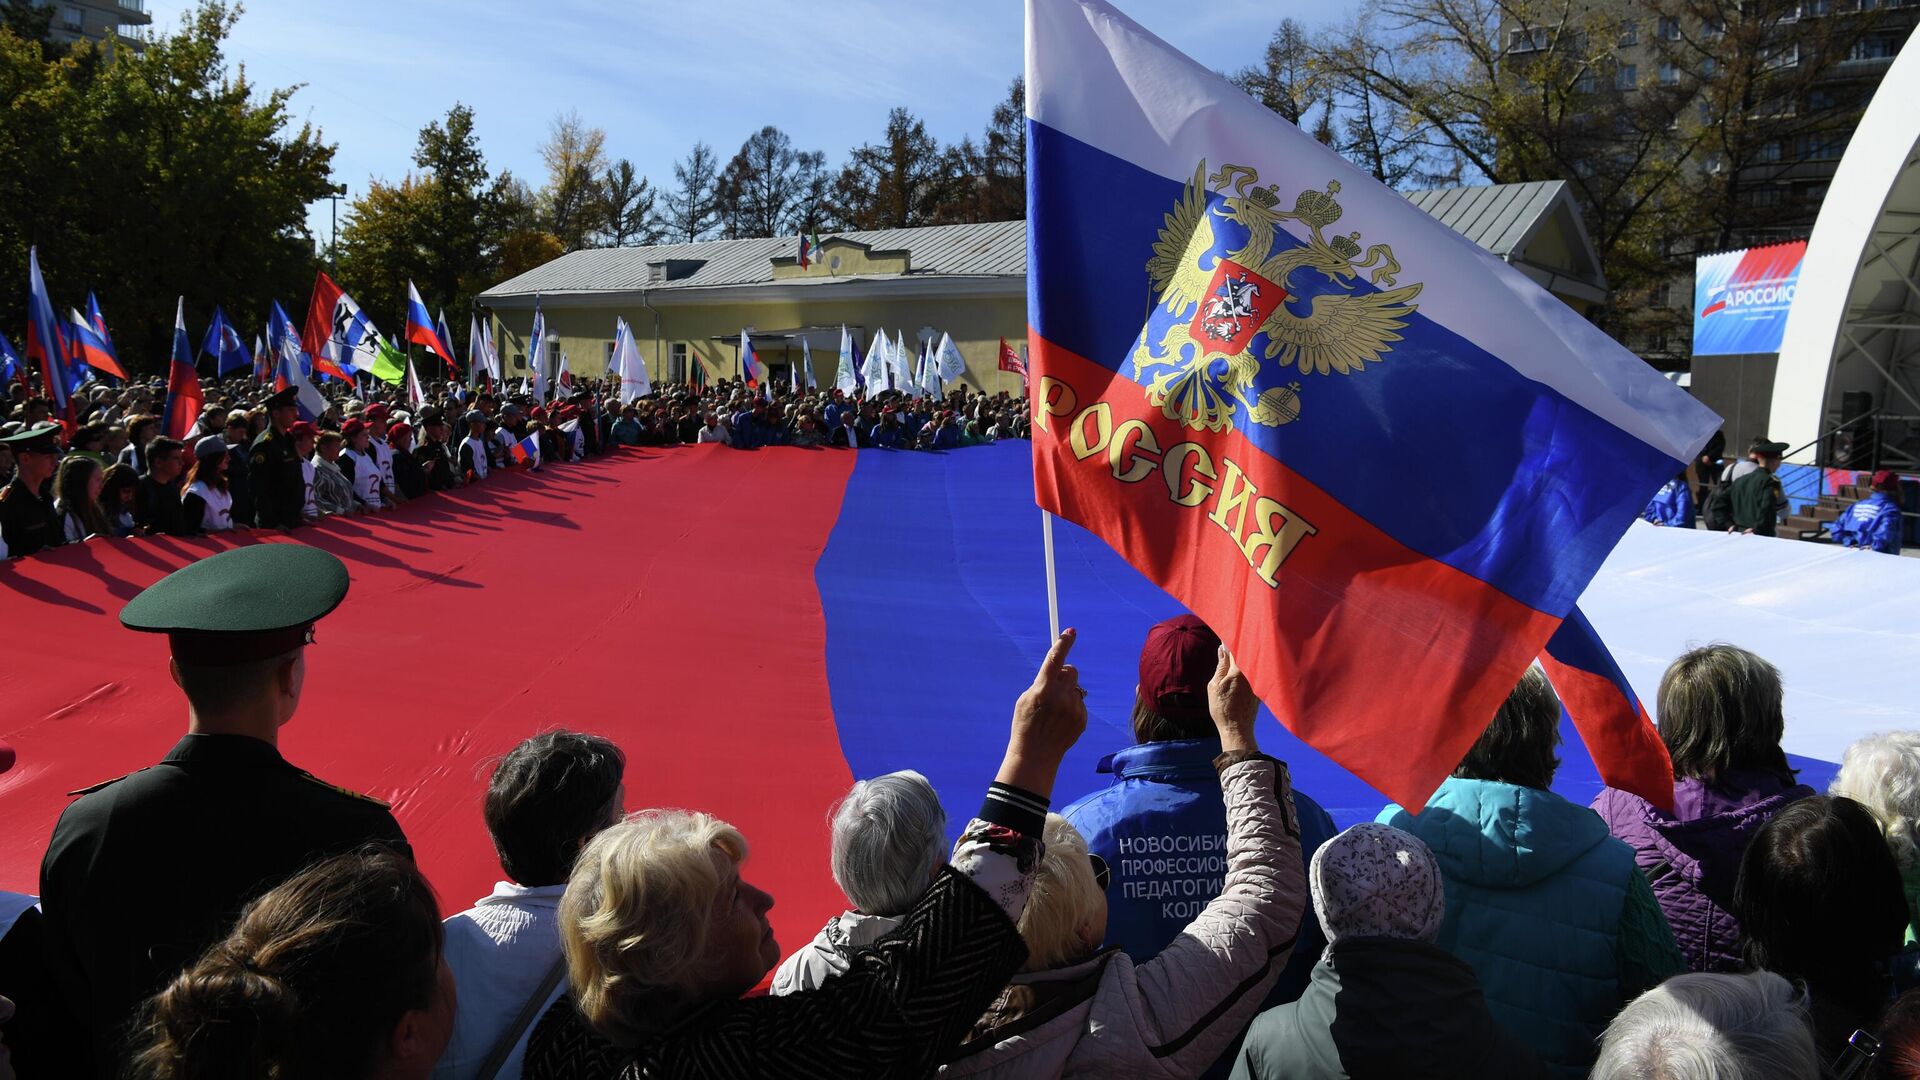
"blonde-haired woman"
939,647,1305,1079
524,631,1091,1079
1831,731,1920,937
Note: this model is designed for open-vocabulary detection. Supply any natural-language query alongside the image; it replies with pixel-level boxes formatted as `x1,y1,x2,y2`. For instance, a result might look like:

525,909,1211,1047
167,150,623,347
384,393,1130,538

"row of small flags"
10,250,1035,440
8,250,515,436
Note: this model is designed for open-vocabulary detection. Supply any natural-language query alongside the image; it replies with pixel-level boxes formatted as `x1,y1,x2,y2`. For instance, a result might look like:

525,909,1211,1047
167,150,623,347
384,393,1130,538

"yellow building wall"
491,293,1030,397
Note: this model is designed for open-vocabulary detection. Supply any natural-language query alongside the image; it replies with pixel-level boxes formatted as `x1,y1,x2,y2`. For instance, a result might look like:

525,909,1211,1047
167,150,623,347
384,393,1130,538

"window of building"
1800,181,1831,204
1748,186,1787,207
1660,61,1680,85
1758,140,1783,162
1802,0,1831,12
1575,69,1597,92
1620,19,1639,44
61,5,83,28
1764,43,1800,69
1657,15,1682,39
512,352,526,371
1797,131,1846,159
1850,34,1896,61
603,340,616,373
1508,26,1551,52
669,342,688,384
1648,331,1670,353
1616,63,1639,89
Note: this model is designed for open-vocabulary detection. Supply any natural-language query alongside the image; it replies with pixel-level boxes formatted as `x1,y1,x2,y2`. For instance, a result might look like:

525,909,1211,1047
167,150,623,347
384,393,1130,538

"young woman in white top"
52,455,110,542
339,421,386,510
181,435,236,534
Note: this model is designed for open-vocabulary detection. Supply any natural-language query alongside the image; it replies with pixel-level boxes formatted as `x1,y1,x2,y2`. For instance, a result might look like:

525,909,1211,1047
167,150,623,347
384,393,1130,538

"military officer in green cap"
249,385,307,528
38,543,410,1077
1727,438,1790,536
0,423,65,558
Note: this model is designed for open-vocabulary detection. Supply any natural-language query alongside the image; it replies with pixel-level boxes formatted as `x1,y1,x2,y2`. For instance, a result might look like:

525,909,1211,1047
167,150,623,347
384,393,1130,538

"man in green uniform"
38,544,411,1077
248,385,307,528
1727,438,1789,537
0,423,65,558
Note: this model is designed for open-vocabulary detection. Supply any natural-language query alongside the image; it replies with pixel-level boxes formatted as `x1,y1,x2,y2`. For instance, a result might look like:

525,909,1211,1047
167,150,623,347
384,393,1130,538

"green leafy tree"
539,109,608,251
0,3,334,374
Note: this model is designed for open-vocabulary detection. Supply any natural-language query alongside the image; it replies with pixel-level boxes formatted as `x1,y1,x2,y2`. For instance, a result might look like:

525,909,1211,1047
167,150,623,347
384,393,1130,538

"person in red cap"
1830,470,1906,554
337,419,388,511
1060,614,1337,1010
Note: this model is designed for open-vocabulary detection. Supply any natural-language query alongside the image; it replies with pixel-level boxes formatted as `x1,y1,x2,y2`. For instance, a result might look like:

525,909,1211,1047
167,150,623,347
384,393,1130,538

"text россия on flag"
1024,0,1719,809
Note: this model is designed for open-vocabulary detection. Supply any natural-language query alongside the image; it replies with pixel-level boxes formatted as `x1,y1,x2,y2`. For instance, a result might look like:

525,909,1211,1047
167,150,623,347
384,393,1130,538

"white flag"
891,330,913,391
836,326,860,394
528,301,548,403
936,332,967,381
920,338,944,399
405,355,426,410
614,316,650,402
862,330,889,392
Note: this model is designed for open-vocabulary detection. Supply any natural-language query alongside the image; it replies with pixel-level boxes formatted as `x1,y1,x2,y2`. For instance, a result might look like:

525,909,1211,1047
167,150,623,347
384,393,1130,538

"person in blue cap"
38,544,411,1079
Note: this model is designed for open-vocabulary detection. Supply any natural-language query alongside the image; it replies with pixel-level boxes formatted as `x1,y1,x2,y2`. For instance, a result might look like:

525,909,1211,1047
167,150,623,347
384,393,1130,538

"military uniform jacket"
0,476,61,557
39,733,409,1077
249,427,306,528
1727,467,1787,536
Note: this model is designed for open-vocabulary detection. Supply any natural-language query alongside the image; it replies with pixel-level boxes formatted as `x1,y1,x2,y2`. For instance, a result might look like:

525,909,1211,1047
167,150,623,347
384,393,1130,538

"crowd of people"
2,537,1919,1079
1648,432,1910,554
0,372,1033,561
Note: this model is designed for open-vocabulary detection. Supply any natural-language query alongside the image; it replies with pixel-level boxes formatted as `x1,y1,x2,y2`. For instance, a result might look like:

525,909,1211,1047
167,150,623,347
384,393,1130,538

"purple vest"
1593,769,1814,972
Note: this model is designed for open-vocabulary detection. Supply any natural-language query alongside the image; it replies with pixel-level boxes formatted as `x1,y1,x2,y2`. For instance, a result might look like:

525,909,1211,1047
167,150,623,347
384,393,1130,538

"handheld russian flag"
25,247,72,426
404,281,452,361
740,329,766,388
1539,606,1675,810
1025,0,1718,808
200,305,251,378
252,332,269,384
509,432,540,467
436,309,459,378
797,233,815,270
302,271,380,380
269,300,327,421
163,298,205,441
62,309,101,389
85,292,126,379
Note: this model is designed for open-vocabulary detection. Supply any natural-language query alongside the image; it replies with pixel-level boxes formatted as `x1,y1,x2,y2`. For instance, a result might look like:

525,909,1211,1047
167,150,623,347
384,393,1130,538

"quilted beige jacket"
939,756,1306,1079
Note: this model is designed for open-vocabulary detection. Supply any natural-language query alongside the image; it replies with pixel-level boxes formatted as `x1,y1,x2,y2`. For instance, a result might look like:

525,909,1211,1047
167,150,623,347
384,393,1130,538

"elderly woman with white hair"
937,647,1304,1079
771,769,948,995
522,631,1089,1080
1591,971,1821,1080
1831,731,1920,938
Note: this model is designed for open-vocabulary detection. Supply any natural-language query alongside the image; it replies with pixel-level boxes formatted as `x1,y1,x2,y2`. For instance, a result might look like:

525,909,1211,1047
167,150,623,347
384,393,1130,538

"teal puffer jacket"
1380,778,1636,1077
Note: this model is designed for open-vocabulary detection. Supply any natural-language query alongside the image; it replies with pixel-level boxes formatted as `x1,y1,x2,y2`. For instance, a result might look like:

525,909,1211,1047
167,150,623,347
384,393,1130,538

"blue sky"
145,0,1355,243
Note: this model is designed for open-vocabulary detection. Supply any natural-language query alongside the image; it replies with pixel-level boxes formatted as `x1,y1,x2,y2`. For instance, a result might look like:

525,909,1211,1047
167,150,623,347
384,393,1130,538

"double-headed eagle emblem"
1132,162,1423,432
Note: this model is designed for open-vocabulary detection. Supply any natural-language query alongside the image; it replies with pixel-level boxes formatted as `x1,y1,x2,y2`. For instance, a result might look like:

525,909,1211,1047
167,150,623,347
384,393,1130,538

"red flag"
998,337,1028,380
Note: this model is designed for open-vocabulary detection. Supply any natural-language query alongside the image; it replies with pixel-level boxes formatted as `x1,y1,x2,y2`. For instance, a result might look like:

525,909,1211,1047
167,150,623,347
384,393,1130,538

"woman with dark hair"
118,415,159,474
180,436,235,534
1735,795,1908,1062
52,455,109,542
128,844,452,1080
1594,644,1815,972
1381,667,1684,1077
98,464,139,537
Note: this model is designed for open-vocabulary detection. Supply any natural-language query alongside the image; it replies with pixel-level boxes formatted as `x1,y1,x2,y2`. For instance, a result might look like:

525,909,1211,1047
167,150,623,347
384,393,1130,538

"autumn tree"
945,78,1028,223
539,110,609,251
595,159,660,247
662,141,720,243
831,108,962,230
714,126,828,239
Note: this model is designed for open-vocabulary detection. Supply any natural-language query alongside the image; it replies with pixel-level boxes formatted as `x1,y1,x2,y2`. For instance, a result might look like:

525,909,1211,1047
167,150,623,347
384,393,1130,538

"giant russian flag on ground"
0,444,1876,962
1025,0,1719,808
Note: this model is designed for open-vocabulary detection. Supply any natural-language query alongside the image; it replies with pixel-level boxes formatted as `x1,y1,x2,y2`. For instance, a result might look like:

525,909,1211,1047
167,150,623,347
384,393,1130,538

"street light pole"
327,184,348,270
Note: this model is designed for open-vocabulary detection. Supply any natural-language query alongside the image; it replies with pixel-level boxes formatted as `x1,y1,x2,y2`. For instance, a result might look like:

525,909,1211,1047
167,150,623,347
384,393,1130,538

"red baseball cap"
363,404,390,423
1138,615,1221,725
288,421,318,440
341,419,367,437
